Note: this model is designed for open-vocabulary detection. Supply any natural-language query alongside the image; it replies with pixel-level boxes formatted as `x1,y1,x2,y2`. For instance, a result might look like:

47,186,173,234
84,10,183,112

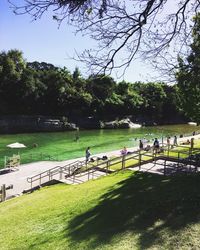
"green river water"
0,124,199,167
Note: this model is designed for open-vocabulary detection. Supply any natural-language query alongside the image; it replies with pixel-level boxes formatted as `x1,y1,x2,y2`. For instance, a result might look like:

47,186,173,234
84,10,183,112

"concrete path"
1,133,200,199
129,159,199,175
0,148,125,198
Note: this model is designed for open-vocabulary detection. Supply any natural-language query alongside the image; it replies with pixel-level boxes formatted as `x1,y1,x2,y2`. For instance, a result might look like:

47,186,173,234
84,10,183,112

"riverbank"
1,133,200,199
0,124,199,169
0,115,188,133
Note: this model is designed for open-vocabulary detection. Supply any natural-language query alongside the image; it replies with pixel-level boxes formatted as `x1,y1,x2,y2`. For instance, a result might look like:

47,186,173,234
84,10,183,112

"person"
193,131,196,136
74,128,80,142
173,135,178,146
181,139,190,145
153,138,160,154
143,137,147,148
121,147,127,155
167,136,170,145
139,139,143,150
85,147,91,163
144,144,151,151
74,134,79,142
167,136,171,148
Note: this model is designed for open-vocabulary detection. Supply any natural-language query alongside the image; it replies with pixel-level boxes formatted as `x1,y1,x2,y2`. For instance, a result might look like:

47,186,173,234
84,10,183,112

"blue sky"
0,0,158,82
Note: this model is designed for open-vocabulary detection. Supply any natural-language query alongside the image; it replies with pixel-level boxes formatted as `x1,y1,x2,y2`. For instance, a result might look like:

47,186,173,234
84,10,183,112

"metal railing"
27,143,200,189
27,160,86,188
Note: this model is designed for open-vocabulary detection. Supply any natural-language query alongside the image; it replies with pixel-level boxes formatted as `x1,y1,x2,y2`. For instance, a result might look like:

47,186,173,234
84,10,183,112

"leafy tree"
0,49,26,114
133,82,166,122
0,49,185,123
86,75,116,116
161,85,182,123
10,0,200,76
176,13,200,124
115,81,142,117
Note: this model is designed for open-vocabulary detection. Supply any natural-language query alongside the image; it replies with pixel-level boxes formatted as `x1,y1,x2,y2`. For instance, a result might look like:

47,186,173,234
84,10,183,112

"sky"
0,0,160,83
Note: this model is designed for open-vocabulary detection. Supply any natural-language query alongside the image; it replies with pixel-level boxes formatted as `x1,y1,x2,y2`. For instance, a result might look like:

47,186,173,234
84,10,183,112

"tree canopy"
8,0,200,77
0,49,183,123
176,13,200,124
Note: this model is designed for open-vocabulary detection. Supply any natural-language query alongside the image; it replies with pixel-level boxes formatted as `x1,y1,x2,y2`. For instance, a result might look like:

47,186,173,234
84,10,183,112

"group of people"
85,133,196,162
139,135,180,154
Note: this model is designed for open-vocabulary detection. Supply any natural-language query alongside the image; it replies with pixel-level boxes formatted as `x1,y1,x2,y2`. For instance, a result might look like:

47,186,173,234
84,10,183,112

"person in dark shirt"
153,138,160,154
85,147,91,163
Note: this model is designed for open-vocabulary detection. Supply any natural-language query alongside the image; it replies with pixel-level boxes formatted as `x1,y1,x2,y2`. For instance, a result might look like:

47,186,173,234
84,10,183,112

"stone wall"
0,116,77,134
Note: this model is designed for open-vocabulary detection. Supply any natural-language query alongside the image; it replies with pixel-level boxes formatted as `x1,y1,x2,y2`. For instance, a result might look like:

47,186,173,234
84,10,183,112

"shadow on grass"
66,171,200,249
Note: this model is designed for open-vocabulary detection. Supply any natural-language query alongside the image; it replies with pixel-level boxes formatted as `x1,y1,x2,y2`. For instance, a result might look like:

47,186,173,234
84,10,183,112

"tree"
0,50,26,114
133,82,167,122
86,74,116,116
176,13,200,124
9,0,200,76
115,81,143,117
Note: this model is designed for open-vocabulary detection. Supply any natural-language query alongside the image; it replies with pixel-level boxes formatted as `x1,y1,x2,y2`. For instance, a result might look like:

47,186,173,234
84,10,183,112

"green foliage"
0,49,183,122
177,13,200,123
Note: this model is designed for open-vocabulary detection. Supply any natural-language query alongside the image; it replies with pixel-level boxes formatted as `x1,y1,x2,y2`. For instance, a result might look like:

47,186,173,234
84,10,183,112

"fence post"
106,161,109,175
1,184,6,202
122,155,125,170
139,152,141,170
164,160,166,176
73,171,75,183
4,156,6,168
59,167,63,180
177,152,180,167
39,174,42,186
189,148,192,157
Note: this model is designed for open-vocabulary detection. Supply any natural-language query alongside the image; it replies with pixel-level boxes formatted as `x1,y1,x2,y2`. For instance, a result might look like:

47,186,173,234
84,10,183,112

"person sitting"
181,139,190,145
121,147,127,155
144,145,151,151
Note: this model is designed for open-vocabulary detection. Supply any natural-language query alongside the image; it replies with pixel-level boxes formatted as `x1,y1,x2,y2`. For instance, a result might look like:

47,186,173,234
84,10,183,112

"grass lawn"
1,170,200,249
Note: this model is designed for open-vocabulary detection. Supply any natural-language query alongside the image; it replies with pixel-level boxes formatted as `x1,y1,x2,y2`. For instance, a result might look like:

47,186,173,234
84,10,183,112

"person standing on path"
85,147,91,163
139,140,143,150
153,138,160,154
173,135,178,146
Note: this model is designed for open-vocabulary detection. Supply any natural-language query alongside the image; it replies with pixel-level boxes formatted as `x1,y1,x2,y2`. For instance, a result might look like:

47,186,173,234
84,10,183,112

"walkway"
1,133,200,199
0,149,126,199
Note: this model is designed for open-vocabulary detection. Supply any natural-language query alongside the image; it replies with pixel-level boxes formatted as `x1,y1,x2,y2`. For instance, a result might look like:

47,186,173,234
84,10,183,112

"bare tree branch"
8,0,200,78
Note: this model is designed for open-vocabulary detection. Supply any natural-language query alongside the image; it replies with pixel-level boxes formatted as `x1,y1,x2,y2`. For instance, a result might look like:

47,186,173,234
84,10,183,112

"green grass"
1,171,200,249
0,124,198,169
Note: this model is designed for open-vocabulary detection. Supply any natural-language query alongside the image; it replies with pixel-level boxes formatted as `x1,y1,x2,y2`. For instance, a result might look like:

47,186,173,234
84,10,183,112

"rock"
188,122,197,126
102,118,141,129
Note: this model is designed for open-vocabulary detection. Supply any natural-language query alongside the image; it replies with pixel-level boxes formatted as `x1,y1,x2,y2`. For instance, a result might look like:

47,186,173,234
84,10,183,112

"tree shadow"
66,171,200,249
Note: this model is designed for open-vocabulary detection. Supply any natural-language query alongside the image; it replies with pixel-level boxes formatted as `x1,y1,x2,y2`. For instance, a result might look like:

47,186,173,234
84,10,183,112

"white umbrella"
7,142,26,149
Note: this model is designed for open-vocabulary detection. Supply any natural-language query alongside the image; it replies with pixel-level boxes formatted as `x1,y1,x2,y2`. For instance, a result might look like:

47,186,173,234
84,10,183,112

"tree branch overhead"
8,0,200,77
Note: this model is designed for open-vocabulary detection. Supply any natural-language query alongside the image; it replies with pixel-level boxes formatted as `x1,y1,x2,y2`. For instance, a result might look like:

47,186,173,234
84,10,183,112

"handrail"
27,159,86,187
27,144,200,189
